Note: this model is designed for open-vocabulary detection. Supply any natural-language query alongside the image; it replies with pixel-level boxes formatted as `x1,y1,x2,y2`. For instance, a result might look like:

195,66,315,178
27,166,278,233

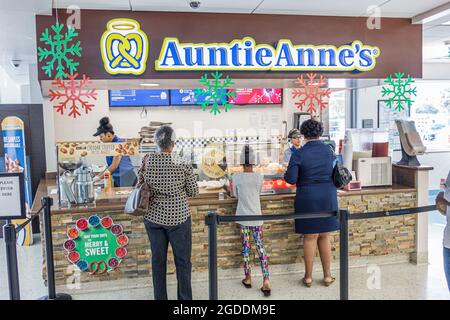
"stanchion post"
205,211,218,300
339,209,349,300
3,222,20,300
39,196,72,300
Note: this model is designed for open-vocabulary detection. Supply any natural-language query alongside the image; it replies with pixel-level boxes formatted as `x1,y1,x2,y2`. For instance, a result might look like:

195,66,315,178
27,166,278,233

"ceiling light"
140,83,160,87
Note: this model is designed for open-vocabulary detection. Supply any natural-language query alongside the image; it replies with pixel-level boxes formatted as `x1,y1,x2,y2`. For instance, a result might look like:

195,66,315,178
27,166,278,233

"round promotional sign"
64,215,128,274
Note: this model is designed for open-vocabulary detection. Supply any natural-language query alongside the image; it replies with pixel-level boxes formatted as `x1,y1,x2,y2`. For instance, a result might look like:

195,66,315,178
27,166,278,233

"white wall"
44,89,297,171
0,65,23,104
423,63,450,80
49,90,286,141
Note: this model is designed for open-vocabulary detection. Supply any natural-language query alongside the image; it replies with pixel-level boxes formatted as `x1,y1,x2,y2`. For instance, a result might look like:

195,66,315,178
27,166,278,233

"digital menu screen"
109,90,170,107
229,88,283,105
169,89,227,105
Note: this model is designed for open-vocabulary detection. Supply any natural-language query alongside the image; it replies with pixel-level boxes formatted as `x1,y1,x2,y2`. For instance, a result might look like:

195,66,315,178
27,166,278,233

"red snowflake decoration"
291,73,331,113
49,73,97,118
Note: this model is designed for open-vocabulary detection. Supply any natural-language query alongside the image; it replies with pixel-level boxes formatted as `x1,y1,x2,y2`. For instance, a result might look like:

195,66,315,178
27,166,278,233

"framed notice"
377,100,410,151
0,173,25,220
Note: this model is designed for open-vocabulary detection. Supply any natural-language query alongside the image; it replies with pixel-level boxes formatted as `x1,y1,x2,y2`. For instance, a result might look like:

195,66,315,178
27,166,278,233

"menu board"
109,90,169,107
170,89,227,105
57,140,140,159
229,88,282,105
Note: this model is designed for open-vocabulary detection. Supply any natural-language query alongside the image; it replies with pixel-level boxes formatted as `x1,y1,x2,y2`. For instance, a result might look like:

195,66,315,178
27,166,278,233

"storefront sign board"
36,11,422,80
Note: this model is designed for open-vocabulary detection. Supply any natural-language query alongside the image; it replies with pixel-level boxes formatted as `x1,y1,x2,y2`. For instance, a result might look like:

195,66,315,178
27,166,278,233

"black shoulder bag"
330,146,352,189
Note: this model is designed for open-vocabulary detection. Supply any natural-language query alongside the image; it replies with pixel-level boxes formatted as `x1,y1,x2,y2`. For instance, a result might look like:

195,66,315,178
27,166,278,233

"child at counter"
232,145,271,297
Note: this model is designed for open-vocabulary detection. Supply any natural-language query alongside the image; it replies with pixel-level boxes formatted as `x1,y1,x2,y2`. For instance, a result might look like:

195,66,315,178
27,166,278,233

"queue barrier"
205,204,436,300
2,197,437,301
2,197,72,300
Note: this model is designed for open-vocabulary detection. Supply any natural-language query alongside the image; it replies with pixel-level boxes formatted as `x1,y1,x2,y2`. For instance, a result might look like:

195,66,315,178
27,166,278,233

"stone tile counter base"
40,190,416,286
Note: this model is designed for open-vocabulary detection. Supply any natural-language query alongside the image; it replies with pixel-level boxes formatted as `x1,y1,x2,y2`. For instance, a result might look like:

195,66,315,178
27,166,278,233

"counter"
32,177,419,286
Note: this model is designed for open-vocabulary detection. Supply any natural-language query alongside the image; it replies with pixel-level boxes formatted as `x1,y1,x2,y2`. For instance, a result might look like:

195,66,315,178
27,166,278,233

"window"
328,90,346,146
411,82,450,150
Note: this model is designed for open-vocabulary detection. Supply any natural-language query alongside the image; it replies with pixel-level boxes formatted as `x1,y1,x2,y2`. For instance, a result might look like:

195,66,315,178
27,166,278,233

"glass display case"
175,137,296,195
224,140,296,195
176,141,228,191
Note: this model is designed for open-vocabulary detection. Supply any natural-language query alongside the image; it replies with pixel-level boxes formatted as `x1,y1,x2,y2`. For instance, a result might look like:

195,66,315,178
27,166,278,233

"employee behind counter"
283,129,303,164
93,117,137,187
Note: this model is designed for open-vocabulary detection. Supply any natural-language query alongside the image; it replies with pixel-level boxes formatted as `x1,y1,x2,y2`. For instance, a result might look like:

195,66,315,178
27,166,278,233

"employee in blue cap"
283,128,303,164
93,117,137,187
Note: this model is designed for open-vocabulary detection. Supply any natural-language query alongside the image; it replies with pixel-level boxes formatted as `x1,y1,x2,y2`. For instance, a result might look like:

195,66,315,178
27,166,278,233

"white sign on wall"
0,173,25,220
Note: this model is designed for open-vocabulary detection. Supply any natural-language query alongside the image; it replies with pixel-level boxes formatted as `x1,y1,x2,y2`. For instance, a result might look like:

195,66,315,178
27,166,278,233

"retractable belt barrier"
3,209,41,300
3,197,436,301
2,197,72,300
205,204,436,300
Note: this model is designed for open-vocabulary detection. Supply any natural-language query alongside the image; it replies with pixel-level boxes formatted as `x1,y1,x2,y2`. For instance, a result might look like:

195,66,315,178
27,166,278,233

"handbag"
329,146,352,189
124,154,152,216
435,191,448,216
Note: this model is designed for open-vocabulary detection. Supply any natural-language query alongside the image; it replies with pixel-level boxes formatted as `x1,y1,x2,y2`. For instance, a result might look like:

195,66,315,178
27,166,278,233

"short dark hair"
240,145,256,166
300,119,323,139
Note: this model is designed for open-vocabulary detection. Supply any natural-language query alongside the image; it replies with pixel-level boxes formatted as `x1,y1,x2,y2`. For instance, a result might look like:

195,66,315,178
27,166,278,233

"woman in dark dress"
284,119,339,287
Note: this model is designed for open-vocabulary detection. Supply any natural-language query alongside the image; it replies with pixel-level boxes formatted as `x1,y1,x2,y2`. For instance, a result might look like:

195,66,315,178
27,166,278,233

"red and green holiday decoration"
37,22,82,80
64,215,128,275
194,71,236,115
381,72,417,111
291,73,331,113
49,73,97,118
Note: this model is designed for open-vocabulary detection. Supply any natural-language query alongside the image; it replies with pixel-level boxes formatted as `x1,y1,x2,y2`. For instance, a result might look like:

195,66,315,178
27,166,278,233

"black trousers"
144,217,192,300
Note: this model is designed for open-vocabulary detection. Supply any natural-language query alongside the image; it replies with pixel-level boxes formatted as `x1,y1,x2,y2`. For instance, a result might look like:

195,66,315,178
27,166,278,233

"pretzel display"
201,147,226,179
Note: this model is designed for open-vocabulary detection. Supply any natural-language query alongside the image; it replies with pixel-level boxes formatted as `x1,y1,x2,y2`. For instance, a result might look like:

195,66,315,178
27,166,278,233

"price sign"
0,173,25,220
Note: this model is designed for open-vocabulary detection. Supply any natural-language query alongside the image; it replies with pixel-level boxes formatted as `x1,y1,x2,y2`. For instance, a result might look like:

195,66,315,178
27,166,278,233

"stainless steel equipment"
58,160,81,205
73,163,95,204
58,159,95,205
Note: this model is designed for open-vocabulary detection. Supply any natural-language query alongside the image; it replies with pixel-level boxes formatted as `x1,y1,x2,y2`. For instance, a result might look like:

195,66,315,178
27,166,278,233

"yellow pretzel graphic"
106,33,143,69
100,18,148,75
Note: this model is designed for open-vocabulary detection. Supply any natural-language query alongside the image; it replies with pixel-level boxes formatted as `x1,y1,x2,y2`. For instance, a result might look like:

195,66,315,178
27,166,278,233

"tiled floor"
1,236,449,300
0,192,449,300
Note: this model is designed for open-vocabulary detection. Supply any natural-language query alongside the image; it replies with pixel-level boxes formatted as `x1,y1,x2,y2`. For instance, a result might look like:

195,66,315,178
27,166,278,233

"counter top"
392,164,434,171
31,178,416,215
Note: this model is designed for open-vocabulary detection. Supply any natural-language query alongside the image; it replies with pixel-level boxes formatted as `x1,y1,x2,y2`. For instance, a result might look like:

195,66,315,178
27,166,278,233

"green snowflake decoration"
38,22,82,80
194,71,236,115
381,72,417,111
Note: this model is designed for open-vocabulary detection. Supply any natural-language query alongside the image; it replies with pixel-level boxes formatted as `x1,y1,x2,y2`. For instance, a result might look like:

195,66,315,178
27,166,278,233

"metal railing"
2,197,72,300
205,205,436,300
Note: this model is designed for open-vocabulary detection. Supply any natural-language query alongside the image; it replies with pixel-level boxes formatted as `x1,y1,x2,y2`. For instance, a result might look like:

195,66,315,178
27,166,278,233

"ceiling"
51,0,449,17
0,0,449,80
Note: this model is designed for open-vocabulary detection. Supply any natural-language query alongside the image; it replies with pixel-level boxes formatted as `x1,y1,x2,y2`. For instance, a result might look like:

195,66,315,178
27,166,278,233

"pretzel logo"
100,18,148,75
89,261,107,275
